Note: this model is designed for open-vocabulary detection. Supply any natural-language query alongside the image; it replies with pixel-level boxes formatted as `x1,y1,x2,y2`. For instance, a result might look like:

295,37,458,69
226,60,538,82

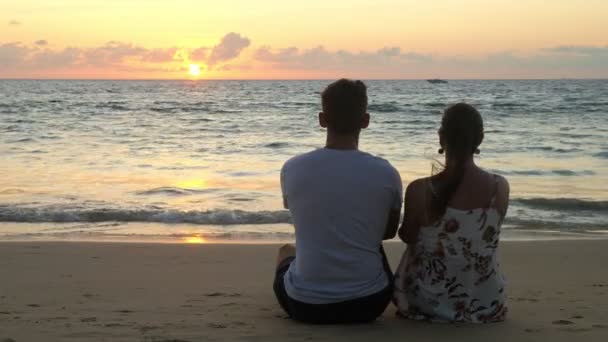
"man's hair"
321,79,368,135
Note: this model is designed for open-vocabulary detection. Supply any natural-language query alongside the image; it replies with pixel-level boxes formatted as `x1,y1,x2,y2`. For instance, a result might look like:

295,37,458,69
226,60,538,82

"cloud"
207,32,251,66
0,32,252,75
140,48,179,63
190,47,209,61
8,20,21,26
254,45,433,73
30,47,81,68
543,45,608,56
0,42,31,65
1,34,607,78
252,43,608,78
83,41,147,65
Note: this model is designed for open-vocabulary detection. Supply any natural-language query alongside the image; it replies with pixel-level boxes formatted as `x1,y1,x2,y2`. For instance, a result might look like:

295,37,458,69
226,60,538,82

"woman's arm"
494,175,511,219
398,180,424,244
383,208,401,240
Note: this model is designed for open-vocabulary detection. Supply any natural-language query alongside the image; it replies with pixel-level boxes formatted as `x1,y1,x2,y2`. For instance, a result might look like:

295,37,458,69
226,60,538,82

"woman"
394,103,510,323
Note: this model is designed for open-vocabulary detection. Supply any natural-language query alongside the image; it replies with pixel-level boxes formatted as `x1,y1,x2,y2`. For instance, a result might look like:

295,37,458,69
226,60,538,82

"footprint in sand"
592,324,608,329
220,302,238,307
139,325,160,333
559,327,592,333
552,320,575,325
570,315,584,319
208,323,227,329
26,304,40,308
1,338,16,342
204,292,242,298
80,317,97,322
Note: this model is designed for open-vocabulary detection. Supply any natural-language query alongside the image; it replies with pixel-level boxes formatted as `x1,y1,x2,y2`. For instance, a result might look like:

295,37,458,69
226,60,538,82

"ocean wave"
95,102,131,111
492,169,595,176
493,170,544,176
528,146,584,153
0,206,292,225
580,101,608,107
492,102,527,108
149,106,179,113
504,217,608,231
134,187,216,196
0,200,606,228
1,125,20,132
512,198,608,211
180,106,211,112
1,229,295,242
593,151,608,159
148,105,238,114
265,142,289,148
6,137,35,143
553,148,584,153
368,103,401,112
423,102,445,108
552,170,595,176
0,188,25,195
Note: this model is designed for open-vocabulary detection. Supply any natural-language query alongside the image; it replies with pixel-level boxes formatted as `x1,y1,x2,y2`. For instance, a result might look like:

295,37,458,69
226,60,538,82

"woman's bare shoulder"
406,177,431,194
405,177,433,205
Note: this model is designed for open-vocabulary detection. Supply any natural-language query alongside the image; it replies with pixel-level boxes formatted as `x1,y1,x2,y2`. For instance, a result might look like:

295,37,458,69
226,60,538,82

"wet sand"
0,240,607,341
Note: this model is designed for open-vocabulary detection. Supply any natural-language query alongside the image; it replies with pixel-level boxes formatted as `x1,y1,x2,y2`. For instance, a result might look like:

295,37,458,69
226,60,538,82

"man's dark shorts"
273,248,393,324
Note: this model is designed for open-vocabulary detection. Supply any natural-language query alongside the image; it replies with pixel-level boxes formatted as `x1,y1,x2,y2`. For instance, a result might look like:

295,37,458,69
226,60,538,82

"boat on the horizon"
427,79,448,84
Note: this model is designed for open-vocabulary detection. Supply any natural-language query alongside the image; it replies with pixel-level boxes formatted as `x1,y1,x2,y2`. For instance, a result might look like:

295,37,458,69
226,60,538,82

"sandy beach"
0,240,607,341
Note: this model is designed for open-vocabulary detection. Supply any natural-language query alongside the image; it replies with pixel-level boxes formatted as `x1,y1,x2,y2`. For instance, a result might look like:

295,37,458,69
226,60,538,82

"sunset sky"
1,0,607,79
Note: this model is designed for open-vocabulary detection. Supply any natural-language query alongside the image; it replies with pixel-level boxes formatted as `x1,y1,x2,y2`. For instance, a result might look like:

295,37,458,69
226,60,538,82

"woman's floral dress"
394,203,507,323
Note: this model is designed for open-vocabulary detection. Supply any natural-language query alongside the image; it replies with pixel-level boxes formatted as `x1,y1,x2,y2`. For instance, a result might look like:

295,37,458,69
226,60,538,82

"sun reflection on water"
184,236,207,244
175,178,208,189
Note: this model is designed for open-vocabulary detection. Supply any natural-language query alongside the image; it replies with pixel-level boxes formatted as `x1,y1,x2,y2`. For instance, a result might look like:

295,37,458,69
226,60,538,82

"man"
273,79,403,324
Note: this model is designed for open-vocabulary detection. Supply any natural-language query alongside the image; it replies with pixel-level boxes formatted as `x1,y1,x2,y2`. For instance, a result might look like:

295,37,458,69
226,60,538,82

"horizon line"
1,77,607,81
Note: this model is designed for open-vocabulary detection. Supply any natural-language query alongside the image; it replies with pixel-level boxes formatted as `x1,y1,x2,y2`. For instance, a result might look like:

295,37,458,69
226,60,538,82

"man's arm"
280,165,289,209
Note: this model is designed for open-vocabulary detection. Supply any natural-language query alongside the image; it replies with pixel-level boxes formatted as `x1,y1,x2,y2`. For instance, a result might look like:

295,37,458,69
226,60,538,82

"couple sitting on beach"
273,79,510,324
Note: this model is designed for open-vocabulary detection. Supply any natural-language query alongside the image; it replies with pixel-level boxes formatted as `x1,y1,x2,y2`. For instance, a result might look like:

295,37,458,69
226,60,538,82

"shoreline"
0,229,608,245
1,223,607,244
1,240,607,341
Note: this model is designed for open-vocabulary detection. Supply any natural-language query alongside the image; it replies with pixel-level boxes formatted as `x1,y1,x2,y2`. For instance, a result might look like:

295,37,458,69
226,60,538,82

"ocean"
1,79,607,242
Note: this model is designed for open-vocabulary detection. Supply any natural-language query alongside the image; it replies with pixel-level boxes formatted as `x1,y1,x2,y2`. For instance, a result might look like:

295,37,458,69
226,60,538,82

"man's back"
281,148,402,304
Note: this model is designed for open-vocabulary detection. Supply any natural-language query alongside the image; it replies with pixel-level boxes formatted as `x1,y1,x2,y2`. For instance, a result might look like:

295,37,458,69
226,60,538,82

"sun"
188,64,201,77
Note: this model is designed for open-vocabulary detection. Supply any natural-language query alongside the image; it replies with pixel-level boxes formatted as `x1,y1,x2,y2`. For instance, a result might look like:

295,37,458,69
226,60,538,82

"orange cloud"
0,33,253,77
207,32,250,66
1,33,607,79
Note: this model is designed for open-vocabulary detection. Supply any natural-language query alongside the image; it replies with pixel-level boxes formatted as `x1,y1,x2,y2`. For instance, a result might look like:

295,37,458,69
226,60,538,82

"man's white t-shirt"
281,148,403,304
